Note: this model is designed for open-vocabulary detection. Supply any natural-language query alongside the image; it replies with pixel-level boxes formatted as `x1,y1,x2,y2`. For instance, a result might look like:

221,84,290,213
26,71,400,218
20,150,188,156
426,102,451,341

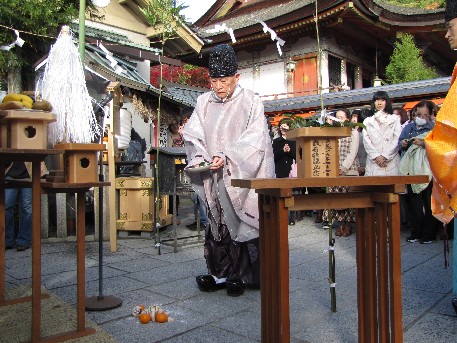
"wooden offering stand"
232,127,428,343
0,109,56,149
0,150,109,342
53,143,105,183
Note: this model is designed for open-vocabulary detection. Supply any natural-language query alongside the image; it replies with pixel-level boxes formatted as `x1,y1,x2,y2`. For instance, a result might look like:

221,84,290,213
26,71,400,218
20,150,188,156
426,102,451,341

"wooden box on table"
0,109,56,149
287,126,351,178
54,143,105,183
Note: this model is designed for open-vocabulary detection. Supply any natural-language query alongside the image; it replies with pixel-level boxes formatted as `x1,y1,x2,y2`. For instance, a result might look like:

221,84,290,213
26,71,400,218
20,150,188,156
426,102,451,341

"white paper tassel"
42,26,100,145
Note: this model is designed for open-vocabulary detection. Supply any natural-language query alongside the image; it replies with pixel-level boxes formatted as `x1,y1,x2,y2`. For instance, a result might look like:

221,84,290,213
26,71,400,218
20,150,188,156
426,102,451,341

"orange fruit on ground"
139,312,151,324
155,312,168,323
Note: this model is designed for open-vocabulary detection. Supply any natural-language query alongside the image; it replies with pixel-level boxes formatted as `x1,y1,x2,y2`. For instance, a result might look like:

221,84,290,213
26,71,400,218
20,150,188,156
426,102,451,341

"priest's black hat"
445,0,457,22
208,44,238,78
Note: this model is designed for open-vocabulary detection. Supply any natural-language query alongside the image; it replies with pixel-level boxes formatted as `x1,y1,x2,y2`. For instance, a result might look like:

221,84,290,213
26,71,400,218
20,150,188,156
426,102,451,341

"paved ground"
3,196,456,342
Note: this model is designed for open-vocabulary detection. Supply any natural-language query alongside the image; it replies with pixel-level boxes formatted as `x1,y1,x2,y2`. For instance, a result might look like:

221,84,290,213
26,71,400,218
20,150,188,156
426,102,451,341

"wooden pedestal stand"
233,127,426,343
232,176,428,343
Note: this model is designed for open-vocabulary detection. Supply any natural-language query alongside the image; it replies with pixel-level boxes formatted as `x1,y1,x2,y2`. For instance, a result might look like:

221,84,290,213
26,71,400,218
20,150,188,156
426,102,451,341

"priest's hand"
210,156,224,170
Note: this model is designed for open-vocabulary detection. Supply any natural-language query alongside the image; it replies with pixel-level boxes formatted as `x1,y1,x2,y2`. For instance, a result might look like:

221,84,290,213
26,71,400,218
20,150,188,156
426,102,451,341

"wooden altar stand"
0,148,109,342
232,175,428,343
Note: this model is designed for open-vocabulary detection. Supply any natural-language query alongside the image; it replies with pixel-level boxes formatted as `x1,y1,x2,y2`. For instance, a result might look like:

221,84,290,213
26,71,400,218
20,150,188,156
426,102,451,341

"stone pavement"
3,196,456,342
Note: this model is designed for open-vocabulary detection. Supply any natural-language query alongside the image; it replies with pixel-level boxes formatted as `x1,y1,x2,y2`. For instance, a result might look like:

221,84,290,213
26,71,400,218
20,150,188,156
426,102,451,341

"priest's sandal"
226,279,245,296
196,275,226,292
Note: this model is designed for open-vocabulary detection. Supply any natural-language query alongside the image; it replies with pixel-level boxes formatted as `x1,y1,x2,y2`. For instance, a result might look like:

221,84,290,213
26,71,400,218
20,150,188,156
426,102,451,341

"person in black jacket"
272,120,297,224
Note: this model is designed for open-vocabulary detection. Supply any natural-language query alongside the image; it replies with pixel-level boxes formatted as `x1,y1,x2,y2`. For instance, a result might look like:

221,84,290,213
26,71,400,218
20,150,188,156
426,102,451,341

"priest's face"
210,74,240,100
446,18,457,50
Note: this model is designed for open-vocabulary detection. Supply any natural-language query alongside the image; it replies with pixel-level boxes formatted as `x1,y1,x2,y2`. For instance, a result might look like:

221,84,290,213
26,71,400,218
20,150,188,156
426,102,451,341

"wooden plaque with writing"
287,127,351,178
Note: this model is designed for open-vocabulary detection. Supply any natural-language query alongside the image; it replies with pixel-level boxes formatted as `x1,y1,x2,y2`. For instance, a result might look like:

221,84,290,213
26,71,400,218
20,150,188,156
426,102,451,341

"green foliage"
141,0,188,43
385,33,437,84
382,0,444,9
284,113,365,130
0,0,101,88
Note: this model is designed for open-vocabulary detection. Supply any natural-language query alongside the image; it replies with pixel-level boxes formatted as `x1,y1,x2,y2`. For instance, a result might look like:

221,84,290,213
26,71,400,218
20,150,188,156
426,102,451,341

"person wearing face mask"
362,91,401,176
398,100,440,244
398,101,435,157
182,44,275,296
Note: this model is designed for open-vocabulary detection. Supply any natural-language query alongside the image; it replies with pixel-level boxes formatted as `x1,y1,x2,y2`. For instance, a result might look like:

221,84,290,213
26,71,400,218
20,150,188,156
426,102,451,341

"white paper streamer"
258,20,285,56
323,246,335,254
0,30,24,51
42,27,100,145
329,283,336,288
206,23,237,43
98,42,125,74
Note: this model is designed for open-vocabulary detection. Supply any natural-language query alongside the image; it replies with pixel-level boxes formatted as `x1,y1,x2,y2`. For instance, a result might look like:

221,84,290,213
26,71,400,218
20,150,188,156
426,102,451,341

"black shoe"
289,220,295,226
226,279,245,297
5,245,14,251
406,236,419,243
16,245,29,252
419,240,433,244
187,222,205,231
452,298,457,315
196,275,226,292
186,221,197,228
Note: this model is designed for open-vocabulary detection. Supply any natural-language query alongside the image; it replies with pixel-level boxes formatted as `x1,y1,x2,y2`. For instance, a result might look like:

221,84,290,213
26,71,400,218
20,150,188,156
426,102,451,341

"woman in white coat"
363,91,401,176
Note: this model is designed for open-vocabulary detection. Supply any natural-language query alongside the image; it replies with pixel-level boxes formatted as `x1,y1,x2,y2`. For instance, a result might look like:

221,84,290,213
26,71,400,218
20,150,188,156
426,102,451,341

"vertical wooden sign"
287,127,351,178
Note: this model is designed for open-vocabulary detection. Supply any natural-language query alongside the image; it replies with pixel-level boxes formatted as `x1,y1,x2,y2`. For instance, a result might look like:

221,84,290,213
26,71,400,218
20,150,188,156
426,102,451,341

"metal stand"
86,111,122,311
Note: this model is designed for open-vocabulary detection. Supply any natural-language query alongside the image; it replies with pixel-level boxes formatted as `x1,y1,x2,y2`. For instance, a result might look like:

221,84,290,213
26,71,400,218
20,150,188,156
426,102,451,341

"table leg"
173,193,177,253
0,163,5,303
31,161,42,342
76,191,86,331
356,207,377,343
259,194,290,343
388,202,403,342
356,208,365,341
376,203,389,343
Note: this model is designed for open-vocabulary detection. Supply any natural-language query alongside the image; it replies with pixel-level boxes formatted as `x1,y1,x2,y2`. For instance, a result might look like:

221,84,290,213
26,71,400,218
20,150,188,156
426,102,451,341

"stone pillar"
320,51,330,93
56,193,67,238
94,165,111,241
341,59,348,89
355,66,363,89
41,194,48,239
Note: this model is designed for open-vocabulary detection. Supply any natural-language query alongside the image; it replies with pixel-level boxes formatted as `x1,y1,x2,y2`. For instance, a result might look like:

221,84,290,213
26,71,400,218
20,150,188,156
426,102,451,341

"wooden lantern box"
287,127,351,178
0,109,56,149
115,177,170,231
54,143,105,183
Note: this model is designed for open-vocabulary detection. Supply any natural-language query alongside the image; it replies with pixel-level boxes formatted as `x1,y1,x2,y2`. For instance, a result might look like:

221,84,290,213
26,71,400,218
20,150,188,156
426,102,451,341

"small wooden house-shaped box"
287,127,351,178
0,109,56,149
54,143,105,183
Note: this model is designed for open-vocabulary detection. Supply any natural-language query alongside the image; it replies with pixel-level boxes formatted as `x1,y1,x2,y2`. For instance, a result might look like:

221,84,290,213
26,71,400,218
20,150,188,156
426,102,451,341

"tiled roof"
162,81,208,107
85,44,192,107
197,0,443,38
263,77,451,113
197,0,315,37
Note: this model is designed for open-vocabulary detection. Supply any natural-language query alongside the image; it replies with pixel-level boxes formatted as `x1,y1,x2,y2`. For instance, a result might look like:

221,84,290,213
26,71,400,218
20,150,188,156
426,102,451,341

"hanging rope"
314,0,337,312
314,0,325,115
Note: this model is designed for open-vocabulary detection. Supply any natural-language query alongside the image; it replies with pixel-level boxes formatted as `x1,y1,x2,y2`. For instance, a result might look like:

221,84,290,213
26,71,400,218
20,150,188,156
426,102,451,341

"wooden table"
0,149,60,306
0,148,109,342
232,175,429,343
40,181,109,342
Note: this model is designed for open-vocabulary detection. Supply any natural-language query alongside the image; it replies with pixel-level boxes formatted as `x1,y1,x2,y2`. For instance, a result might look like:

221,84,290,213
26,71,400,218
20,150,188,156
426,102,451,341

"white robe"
182,87,275,242
363,110,401,176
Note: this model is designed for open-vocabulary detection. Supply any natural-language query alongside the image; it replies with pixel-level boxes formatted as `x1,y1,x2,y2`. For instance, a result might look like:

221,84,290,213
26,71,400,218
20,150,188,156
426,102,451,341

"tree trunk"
7,68,22,94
